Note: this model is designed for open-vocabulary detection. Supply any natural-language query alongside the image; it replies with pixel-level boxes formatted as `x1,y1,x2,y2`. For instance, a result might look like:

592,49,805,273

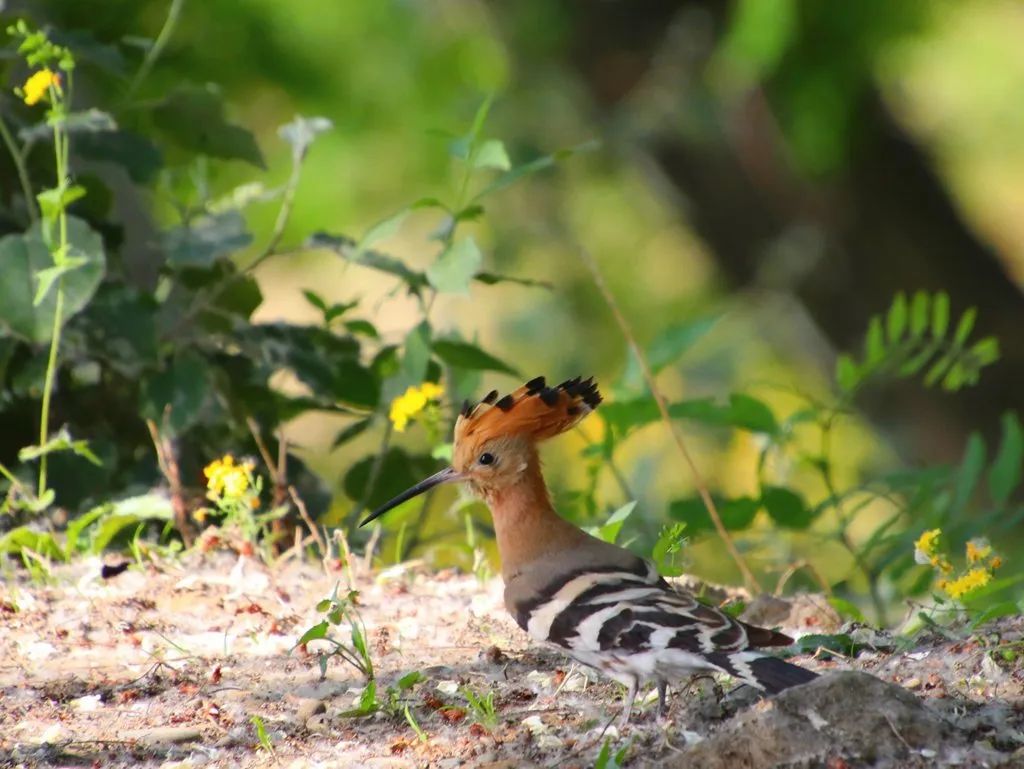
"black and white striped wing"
514,560,816,692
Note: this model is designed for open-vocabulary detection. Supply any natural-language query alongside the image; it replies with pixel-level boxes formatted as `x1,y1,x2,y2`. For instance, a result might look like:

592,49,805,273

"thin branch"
774,559,834,598
574,245,762,593
0,113,38,224
125,0,186,101
287,484,327,556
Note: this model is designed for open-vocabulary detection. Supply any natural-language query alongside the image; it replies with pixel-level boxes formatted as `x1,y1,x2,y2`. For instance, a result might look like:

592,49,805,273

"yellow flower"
965,539,992,564
914,529,941,565
203,454,254,498
389,382,445,432
22,68,60,106
942,567,992,600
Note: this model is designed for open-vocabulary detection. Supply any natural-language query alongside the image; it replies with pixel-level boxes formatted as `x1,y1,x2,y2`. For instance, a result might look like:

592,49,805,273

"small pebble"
904,677,922,690
306,712,332,734
296,698,326,721
137,726,203,745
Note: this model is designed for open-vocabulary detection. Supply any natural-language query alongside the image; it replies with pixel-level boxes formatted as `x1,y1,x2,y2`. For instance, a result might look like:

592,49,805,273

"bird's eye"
478,452,495,466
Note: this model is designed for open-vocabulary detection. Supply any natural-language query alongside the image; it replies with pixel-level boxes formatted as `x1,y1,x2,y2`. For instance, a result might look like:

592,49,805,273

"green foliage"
461,686,499,731
835,291,998,395
295,582,373,682
593,737,630,769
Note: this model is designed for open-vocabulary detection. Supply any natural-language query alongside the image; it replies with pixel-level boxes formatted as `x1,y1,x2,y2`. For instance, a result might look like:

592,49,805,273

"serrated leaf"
0,217,106,344
432,339,518,376
989,413,1023,505
886,292,907,342
931,292,950,338
153,85,264,168
163,211,251,268
473,139,511,171
427,237,483,295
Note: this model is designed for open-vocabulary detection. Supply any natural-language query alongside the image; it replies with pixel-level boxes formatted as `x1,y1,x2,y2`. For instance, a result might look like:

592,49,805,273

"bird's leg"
618,677,639,728
657,680,669,718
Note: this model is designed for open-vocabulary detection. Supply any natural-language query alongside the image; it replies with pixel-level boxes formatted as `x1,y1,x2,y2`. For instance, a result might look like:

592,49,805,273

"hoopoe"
361,376,818,724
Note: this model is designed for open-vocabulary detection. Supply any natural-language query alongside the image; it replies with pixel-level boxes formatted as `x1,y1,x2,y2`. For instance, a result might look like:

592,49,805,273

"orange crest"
454,376,602,447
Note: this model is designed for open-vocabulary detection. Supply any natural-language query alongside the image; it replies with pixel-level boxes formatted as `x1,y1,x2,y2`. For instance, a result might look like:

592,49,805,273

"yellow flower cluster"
389,382,444,432
22,69,60,106
913,528,951,574
204,454,254,499
916,528,1003,601
940,568,992,600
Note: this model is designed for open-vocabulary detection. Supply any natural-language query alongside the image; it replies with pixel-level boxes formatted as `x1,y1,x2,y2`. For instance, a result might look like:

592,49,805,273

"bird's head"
359,376,601,526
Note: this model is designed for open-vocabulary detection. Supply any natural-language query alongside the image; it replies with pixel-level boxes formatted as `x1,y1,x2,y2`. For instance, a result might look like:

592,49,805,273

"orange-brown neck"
483,449,588,579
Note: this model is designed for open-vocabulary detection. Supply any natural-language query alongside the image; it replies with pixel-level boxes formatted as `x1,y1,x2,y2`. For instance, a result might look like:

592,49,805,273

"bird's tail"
745,654,819,694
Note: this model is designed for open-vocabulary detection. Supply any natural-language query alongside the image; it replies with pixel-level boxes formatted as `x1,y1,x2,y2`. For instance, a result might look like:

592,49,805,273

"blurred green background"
4,0,1023,612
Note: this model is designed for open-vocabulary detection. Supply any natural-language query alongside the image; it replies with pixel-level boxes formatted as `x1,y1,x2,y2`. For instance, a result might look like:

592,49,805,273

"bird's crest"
454,376,602,447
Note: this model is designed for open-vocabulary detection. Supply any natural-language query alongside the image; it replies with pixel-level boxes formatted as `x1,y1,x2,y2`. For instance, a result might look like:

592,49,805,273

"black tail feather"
748,655,819,694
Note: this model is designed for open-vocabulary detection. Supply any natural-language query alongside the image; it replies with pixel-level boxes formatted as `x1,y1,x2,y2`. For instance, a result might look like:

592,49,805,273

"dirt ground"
1,551,1022,768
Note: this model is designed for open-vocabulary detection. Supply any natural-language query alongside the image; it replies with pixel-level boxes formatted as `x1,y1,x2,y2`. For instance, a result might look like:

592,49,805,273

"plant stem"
38,75,73,499
125,0,186,101
0,114,38,224
574,245,762,593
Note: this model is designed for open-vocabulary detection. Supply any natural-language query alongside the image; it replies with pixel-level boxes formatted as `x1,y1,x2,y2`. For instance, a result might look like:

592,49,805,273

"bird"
361,376,818,724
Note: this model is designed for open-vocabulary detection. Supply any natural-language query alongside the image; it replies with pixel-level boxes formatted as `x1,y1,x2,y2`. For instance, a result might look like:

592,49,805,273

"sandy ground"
1,551,1022,768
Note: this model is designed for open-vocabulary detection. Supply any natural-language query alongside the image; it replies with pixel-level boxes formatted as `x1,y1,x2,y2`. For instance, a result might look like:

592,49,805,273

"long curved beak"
359,466,463,527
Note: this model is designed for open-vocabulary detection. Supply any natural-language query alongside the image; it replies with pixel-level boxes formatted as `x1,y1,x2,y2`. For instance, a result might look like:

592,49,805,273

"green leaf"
835,354,859,393
308,232,428,292
163,211,252,268
344,320,378,338
619,316,719,391
587,501,637,544
427,237,483,295
65,506,108,555
953,433,986,512
0,527,65,561
931,292,950,338
472,141,598,202
886,292,907,342
761,485,814,528
402,322,432,384
432,339,518,376
989,412,1023,505
294,620,329,647
397,670,425,690
333,417,373,449
909,291,930,337
827,597,866,624
473,139,511,171
600,394,776,435
952,307,977,347
19,428,101,466
668,495,759,532
139,352,213,433
153,86,265,168
75,129,163,184
33,257,88,306
865,317,885,365
473,272,553,289
356,209,409,255
0,217,106,344
794,633,864,657
36,184,87,220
